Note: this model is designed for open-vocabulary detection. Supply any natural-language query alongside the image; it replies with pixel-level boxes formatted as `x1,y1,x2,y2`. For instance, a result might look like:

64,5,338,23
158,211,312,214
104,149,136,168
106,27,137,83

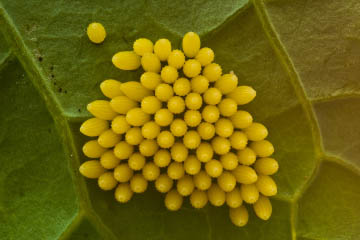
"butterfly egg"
230,131,248,150
125,127,143,145
202,105,220,123
232,165,258,184
207,183,226,207
114,183,133,203
215,73,238,94
231,110,253,129
229,205,249,227
185,92,203,110
87,22,106,44
215,118,234,138
203,88,222,105
190,190,208,209
157,131,175,149
256,175,277,197
167,162,185,180
128,153,146,171
237,147,257,166
254,158,279,175
154,108,174,127
227,86,256,105
141,96,161,114
155,83,174,102
205,159,223,178
184,110,202,127
183,130,201,149
177,175,195,197
173,77,191,96
197,122,215,140
98,129,121,148
195,47,214,66
140,72,161,90
183,59,202,78
79,160,106,179
226,188,243,208
220,153,239,171
161,65,178,84
191,75,209,94
167,96,185,114
184,155,201,175
112,51,141,70
141,53,161,72
83,140,107,158
98,172,118,191
182,32,200,58
165,190,183,211
80,118,109,137
114,163,133,182
100,150,121,169
114,141,134,159
142,121,161,140
171,142,189,162
110,96,138,114
154,38,172,61
240,183,259,204
126,108,150,127
154,149,171,168
168,49,185,69
244,122,268,141
211,136,231,155
218,98,237,117
250,140,274,157
120,81,153,102
217,171,237,192
170,119,188,137
130,174,148,193
196,142,213,163
87,100,117,120
111,115,130,134
139,139,159,157
253,195,272,220
194,170,212,191
100,79,123,99
133,38,153,56
203,63,222,82
155,173,174,193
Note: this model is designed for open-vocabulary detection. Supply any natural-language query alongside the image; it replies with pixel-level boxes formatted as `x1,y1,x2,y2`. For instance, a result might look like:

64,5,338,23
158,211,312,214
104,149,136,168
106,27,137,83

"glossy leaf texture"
0,0,359,239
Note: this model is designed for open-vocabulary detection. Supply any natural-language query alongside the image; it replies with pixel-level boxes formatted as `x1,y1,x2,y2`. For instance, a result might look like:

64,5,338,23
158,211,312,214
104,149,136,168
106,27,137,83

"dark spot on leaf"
38,56,43,62
51,74,55,78
58,87,62,93
64,90,68,94
78,109,81,112
50,66,54,71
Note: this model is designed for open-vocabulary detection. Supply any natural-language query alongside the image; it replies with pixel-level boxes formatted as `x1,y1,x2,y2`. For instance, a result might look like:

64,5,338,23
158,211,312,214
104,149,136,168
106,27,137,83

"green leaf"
0,0,359,239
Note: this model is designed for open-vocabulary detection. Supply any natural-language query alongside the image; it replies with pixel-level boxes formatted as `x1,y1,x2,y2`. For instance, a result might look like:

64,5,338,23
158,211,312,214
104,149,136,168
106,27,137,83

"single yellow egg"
250,140,274,157
165,190,183,211
114,141,134,159
100,150,121,169
154,149,171,168
98,129,121,148
161,65,178,84
230,131,248,150
167,162,185,180
217,171,237,192
112,51,141,71
230,110,253,129
125,127,143,145
120,81,153,102
256,175,277,197
211,136,231,155
227,86,256,105
173,77,191,96
167,96,185,114
254,158,279,175
80,118,109,137
183,130,201,149
114,163,133,182
240,183,259,204
182,32,201,58
202,105,220,123
203,88,222,105
196,142,213,163
232,165,258,184
154,38,172,61
168,49,185,69
155,173,174,193
205,159,223,178
128,153,146,171
184,155,201,175
229,205,248,227
79,160,106,179
141,121,161,139
237,147,257,166
126,108,150,126
190,189,208,209
171,142,189,162
155,108,174,127
253,195,272,220
183,59,202,78
110,96,139,114
244,122,268,141
98,172,118,191
141,53,161,72
197,122,215,140
207,183,226,207
87,100,117,120
111,115,130,134
142,162,160,181
87,22,106,44
114,183,133,203
202,63,222,82
195,47,214,66
177,175,195,196
140,72,162,90
155,83,174,102
82,140,107,158
130,174,148,193
226,188,243,208
218,98,237,117
184,110,202,127
100,79,123,99
191,75,209,94
215,73,238,94
170,119,188,137
215,118,234,138
139,139,159,157
185,92,203,110
133,38,153,56
193,170,212,191
220,153,239,171
157,131,175,148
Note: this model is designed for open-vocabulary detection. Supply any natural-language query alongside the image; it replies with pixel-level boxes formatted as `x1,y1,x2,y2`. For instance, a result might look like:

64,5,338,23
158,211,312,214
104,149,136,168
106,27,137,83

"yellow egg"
202,63,222,82
229,205,248,227
237,147,257,166
114,163,133,182
230,131,248,150
114,141,134,159
168,49,185,69
193,170,212,191
98,172,118,191
154,38,172,61
80,118,109,137
141,121,161,139
215,118,234,138
253,195,272,220
197,122,215,140
190,190,208,209
184,155,201,175
142,162,160,181
110,96,139,114
87,100,117,120
173,77,191,96
114,183,133,203
126,108,150,126
230,110,253,129
184,110,202,127
130,174,148,193
100,79,123,99
167,96,185,114
203,88,222,105
217,171,237,192
211,136,231,155
157,131,175,148
250,140,274,157
87,22,106,44
191,75,209,94
218,98,237,117
170,119,188,137
226,188,243,208
100,150,121,169
128,153,146,171
220,153,239,171
254,158,279,175
155,173,174,193
202,105,220,123
196,142,213,163
154,149,171,167
205,159,223,178
171,142,189,162
161,65,178,83
165,190,183,211
244,122,268,141
79,160,106,179
141,53,161,72
112,51,141,70
195,47,214,66
215,73,238,94
125,127,143,145
133,38,153,56
185,92,202,110
182,32,201,58
177,175,195,196
167,162,185,180
139,139,159,157
111,115,130,134
227,86,256,105
140,72,161,90
183,130,201,149
232,165,258,184
256,175,277,197
183,59,202,78
83,140,107,158
240,183,259,204
155,83,174,102
207,184,226,207
98,129,121,148
154,109,174,127
120,81,153,102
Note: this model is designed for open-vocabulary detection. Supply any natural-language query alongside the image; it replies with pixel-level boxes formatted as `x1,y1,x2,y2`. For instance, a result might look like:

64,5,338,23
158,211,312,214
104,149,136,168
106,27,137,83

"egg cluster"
81,27,278,227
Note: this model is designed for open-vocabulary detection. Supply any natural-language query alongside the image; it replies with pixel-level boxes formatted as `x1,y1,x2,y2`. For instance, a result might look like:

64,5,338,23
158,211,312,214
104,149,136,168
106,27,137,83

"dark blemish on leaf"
58,87,62,93
50,66,54,71
51,74,55,78
38,56,43,62
64,90,68,94
78,109,81,112
53,81,57,86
